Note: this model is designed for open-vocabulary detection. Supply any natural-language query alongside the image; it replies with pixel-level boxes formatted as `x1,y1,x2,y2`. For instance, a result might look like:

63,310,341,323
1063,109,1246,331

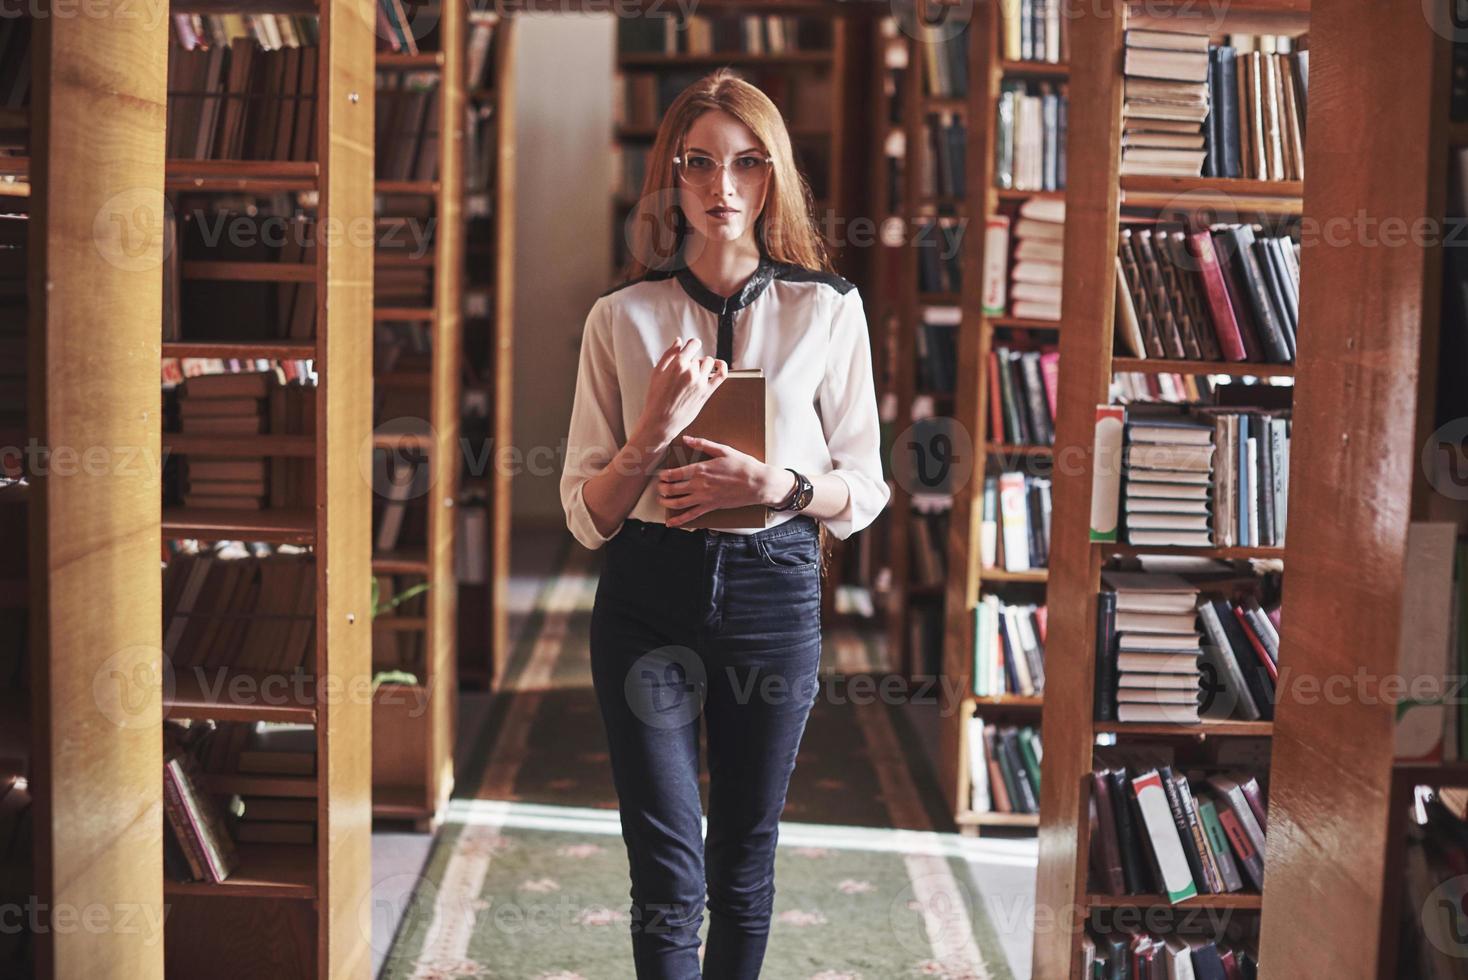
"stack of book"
1120,28,1211,177
176,373,270,509
1085,928,1257,979
1203,37,1308,180
980,471,1052,572
988,343,1058,446
972,596,1047,697
1115,224,1299,364
1123,415,1216,548
915,307,959,395
998,0,1064,63
376,71,440,182
1008,199,1064,320
166,33,319,162
1088,763,1267,903
1095,570,1204,724
922,111,966,200
994,81,1067,192
966,717,1042,815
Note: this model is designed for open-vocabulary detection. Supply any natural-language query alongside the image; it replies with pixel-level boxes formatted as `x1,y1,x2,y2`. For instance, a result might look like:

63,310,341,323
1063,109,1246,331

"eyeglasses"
673,152,774,190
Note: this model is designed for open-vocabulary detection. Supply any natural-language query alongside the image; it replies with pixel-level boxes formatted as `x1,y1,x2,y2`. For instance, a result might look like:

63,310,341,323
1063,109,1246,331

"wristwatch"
773,468,814,513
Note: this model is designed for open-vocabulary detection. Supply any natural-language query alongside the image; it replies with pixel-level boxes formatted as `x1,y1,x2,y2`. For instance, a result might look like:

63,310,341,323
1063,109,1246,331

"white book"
998,472,1032,572
981,215,1010,316
1130,769,1200,902
966,715,991,812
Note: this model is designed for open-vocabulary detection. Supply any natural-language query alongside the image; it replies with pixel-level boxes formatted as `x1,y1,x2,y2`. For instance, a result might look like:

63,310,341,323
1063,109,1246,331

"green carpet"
376,543,1018,980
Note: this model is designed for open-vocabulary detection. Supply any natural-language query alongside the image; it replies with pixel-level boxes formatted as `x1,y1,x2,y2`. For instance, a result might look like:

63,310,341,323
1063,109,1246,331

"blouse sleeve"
817,287,892,539
559,298,625,550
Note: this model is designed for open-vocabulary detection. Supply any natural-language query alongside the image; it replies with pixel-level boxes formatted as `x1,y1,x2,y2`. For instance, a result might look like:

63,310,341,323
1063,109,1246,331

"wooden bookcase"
20,11,167,979
369,0,466,827
933,0,1066,836
1255,4,1449,976
158,4,375,977
459,11,516,691
609,2,848,279
1028,0,1309,974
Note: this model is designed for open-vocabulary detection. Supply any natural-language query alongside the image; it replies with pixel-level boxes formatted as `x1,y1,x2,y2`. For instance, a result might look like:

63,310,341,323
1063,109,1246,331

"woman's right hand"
633,337,727,454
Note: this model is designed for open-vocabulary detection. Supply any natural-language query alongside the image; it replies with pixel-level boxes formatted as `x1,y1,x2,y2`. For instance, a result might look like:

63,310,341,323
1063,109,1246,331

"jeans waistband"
621,515,817,546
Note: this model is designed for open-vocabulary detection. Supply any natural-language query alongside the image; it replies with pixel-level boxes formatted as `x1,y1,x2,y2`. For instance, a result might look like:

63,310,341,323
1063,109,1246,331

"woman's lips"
706,206,738,220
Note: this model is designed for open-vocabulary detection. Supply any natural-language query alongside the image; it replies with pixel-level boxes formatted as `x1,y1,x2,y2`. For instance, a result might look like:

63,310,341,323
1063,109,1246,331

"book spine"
1173,774,1223,893
1089,405,1125,541
1160,766,1211,893
1185,230,1247,361
1216,803,1265,890
981,215,1010,316
1094,591,1118,721
1091,771,1128,895
1198,798,1245,892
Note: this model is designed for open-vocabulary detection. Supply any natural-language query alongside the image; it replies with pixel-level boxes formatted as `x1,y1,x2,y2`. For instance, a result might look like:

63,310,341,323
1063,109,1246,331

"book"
663,370,766,528
1130,769,1199,903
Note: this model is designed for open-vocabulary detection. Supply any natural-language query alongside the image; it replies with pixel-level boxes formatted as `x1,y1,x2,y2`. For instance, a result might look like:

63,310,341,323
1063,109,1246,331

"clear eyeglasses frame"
672,152,774,190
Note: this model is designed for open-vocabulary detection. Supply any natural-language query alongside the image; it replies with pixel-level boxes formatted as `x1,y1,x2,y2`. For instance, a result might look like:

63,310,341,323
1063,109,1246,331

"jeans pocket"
755,532,820,572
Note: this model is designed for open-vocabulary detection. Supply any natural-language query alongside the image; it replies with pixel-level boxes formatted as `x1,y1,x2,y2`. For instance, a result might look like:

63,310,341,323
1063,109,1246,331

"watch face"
795,478,814,510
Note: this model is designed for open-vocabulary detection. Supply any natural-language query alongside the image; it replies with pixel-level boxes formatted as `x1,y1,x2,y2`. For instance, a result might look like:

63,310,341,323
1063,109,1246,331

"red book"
1186,230,1247,361
1039,350,1060,422
1231,604,1278,681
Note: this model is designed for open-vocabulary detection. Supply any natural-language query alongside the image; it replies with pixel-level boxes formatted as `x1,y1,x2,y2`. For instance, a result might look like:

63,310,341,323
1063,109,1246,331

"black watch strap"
774,468,813,512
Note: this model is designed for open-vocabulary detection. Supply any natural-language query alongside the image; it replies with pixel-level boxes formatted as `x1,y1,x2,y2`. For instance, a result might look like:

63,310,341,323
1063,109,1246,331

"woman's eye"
734,157,763,170
686,156,715,171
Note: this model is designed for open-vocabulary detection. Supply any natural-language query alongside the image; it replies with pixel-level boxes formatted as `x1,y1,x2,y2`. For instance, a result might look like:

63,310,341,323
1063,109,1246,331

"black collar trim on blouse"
673,255,779,316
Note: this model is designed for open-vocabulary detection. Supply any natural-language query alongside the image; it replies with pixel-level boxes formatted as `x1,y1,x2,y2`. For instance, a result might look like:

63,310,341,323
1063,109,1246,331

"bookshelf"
1254,5,1450,976
931,0,1067,836
159,5,374,978
1028,0,1309,974
16,12,167,979
610,3,848,278
459,11,516,690
369,0,466,826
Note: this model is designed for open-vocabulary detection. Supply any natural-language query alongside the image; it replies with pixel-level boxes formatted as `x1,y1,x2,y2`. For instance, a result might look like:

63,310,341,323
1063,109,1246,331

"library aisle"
370,530,1038,978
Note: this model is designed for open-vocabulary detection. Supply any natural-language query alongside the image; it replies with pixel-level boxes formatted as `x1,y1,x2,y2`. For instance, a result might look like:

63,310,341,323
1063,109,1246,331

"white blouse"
559,256,892,550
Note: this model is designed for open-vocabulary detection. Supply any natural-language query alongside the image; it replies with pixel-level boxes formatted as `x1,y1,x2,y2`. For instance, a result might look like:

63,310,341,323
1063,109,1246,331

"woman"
559,69,889,979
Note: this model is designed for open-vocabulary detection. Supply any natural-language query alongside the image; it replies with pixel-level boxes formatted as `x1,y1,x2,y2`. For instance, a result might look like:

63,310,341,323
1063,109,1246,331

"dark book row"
967,718,1043,814
1084,926,1257,980
1115,224,1300,365
916,219,965,294
617,15,832,57
972,597,1046,698
922,111,966,201
987,343,1058,446
376,71,441,182
981,471,1052,573
166,36,320,163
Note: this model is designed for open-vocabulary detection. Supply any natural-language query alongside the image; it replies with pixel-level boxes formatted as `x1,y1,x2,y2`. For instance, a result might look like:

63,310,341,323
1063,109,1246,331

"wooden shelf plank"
1111,357,1295,379
162,340,316,360
372,431,433,451
1087,892,1262,910
372,549,430,574
998,60,1070,78
376,179,441,195
1094,720,1273,738
164,434,316,458
202,773,318,798
981,568,1049,583
374,252,435,268
164,844,318,900
617,51,833,68
1119,175,1303,215
970,694,1045,709
995,188,1065,203
989,315,1063,331
956,810,1041,826
376,51,446,69
372,784,434,821
1099,543,1286,560
181,261,318,282
987,443,1054,456
165,669,316,724
165,159,319,192
374,306,437,321
163,507,315,544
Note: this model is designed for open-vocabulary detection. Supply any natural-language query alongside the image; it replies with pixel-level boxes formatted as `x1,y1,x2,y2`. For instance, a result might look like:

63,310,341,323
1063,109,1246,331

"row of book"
995,81,1067,192
966,717,1042,815
914,307,958,394
163,550,317,675
1116,410,1290,549
1122,28,1307,180
916,218,965,294
972,597,1047,698
1084,928,1257,980
1094,567,1280,725
1115,224,1300,364
1112,371,1216,405
166,37,318,162
616,69,832,134
617,15,832,56
998,0,1065,65
981,199,1065,322
980,471,1052,572
907,493,952,588
916,24,968,99
376,71,440,182
987,343,1058,447
922,111,966,201
1090,763,1268,903
162,356,316,390
172,13,318,52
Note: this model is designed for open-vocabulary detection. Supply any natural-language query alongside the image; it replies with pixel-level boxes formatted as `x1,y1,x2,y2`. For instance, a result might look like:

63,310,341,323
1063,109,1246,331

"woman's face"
676,109,771,249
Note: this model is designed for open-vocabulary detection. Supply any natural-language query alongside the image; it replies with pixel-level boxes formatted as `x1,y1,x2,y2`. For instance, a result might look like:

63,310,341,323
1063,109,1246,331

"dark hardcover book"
1260,237,1299,357
1221,226,1292,362
1189,940,1228,980
1160,766,1211,893
1212,229,1267,361
1251,239,1296,360
1217,46,1241,178
1255,416,1277,546
1204,46,1221,178
1120,231,1167,358
1209,598,1275,717
1173,772,1223,893
1020,351,1054,445
1236,774,1268,833
1162,231,1223,361
1134,229,1187,358
1000,727,1039,813
1108,767,1153,894
1091,771,1128,895
1057,87,1068,189
1094,591,1119,721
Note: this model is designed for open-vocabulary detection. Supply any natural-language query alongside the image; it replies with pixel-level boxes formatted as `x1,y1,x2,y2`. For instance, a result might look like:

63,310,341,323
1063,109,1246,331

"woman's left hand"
657,436,795,528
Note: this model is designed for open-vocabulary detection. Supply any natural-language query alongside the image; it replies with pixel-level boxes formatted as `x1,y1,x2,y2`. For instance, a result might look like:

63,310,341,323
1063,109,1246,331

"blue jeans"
589,515,823,980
